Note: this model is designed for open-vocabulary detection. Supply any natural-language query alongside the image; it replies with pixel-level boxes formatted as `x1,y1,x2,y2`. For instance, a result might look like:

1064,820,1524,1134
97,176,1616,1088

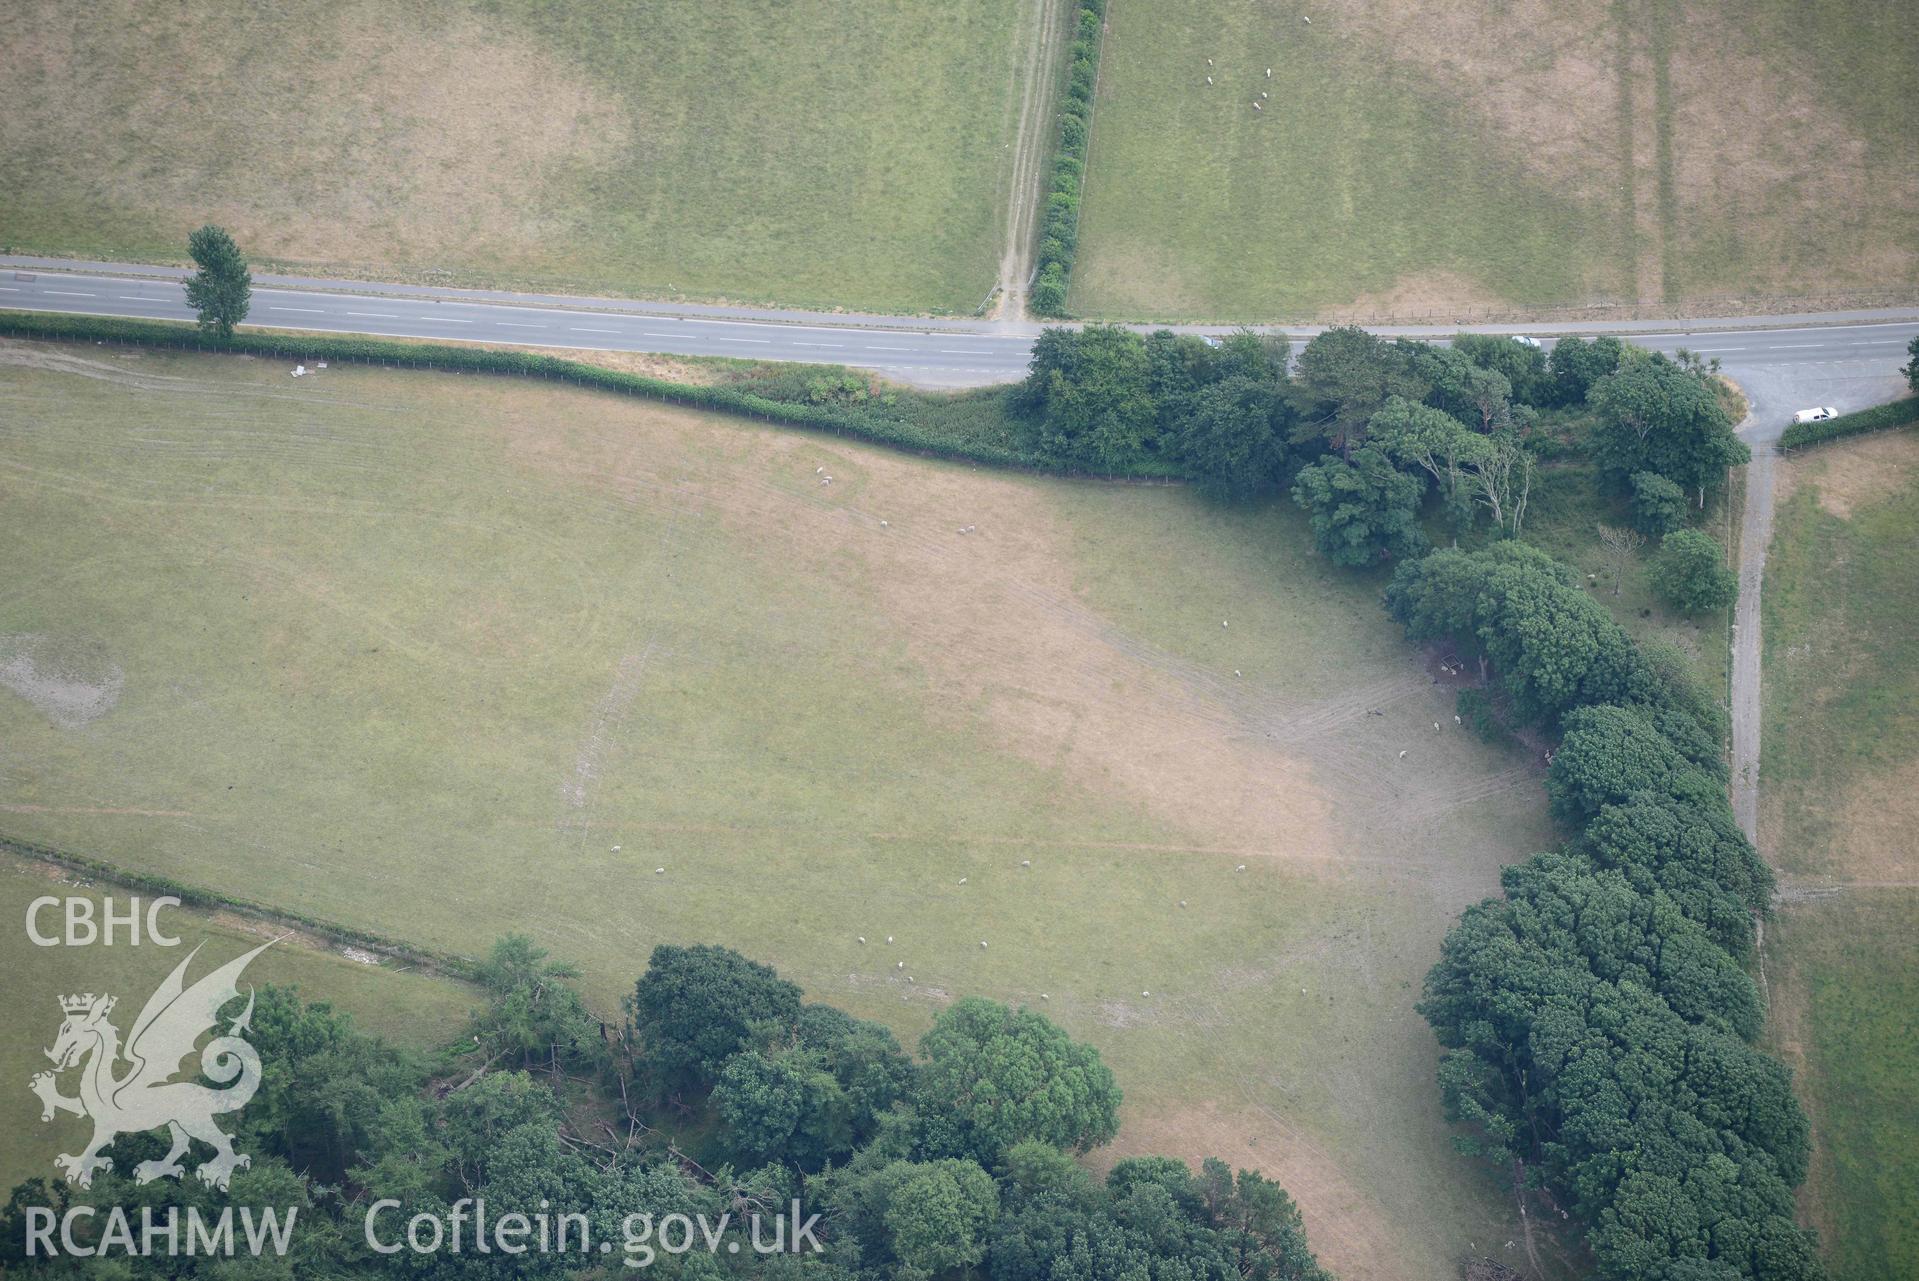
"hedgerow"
1029,0,1107,317
1778,394,1919,451
0,310,1174,479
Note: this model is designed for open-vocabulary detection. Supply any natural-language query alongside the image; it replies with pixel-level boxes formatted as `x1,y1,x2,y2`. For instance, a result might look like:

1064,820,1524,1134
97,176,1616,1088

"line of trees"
4,937,1329,1280
1016,323,1746,571
1029,0,1107,317
1385,542,1820,1280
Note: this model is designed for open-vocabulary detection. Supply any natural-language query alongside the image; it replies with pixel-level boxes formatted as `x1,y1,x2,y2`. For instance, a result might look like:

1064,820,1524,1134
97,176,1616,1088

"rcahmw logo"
23,939,299,1260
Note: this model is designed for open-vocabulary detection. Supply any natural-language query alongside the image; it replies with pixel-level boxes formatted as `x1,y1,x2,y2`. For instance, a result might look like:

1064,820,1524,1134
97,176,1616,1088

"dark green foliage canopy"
1630,469,1691,536
1290,445,1427,566
1289,325,1430,451
183,224,251,339
1650,528,1739,613
1589,353,1749,497
1546,334,1628,406
630,942,804,1084
916,997,1122,1163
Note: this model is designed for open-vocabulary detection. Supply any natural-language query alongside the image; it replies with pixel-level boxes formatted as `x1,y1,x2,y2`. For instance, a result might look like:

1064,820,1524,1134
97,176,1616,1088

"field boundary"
0,832,482,981
1778,395,1919,452
0,310,1178,481
1028,0,1110,315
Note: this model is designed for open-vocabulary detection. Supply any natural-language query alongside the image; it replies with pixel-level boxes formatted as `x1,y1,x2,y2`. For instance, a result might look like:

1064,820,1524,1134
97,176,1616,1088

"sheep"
1207,58,1213,66
1302,14,1311,23
958,877,968,885
1040,993,1049,1000
980,940,989,948
1234,669,1242,677
886,935,894,943
655,867,665,875
1398,750,1408,760
897,960,905,969
816,466,824,474
1206,76,1213,85
858,936,866,944
1021,859,1031,867
1178,900,1188,908
1253,101,1262,110
1455,715,1462,724
1434,722,1442,731
880,519,889,527
1267,67,1272,77
611,844,621,852
1222,619,1229,628
1236,864,1247,872
1141,990,1150,997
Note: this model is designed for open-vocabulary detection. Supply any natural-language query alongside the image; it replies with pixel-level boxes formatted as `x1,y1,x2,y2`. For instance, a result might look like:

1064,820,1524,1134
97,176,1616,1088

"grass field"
0,0,1028,313
1760,430,1919,1279
1071,0,1919,320
0,338,1561,1279
0,851,475,1192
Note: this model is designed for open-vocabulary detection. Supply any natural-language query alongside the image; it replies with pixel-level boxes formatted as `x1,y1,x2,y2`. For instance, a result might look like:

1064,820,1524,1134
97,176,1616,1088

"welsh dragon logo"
29,940,273,1191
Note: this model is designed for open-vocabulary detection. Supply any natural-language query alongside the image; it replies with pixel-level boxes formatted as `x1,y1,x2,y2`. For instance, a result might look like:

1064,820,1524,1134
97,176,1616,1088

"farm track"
993,0,1072,321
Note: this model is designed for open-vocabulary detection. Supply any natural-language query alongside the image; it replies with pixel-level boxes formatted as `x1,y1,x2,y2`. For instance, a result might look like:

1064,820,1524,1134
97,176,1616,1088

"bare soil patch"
0,634,123,729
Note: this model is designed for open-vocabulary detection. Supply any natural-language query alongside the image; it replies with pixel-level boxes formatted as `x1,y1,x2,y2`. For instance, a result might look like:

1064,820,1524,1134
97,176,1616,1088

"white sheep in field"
1398,750,1408,760
1253,102,1262,111
1206,76,1213,85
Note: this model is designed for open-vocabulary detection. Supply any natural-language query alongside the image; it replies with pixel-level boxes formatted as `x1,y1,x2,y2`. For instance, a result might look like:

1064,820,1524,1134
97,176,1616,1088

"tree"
1451,333,1552,407
1176,375,1289,499
1595,523,1644,597
916,998,1120,1163
1589,354,1748,503
1469,429,1535,538
1628,470,1689,536
1419,343,1515,432
471,932,603,1073
1017,325,1160,470
183,224,251,339
1905,333,1919,392
1546,703,1719,825
1371,396,1487,530
1289,326,1429,453
1649,528,1737,613
1546,334,1627,406
834,1158,998,1279
629,944,802,1086
1290,446,1428,567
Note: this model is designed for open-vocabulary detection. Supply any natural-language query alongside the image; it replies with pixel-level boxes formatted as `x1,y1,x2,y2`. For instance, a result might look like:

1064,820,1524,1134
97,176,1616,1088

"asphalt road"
3,261,1915,397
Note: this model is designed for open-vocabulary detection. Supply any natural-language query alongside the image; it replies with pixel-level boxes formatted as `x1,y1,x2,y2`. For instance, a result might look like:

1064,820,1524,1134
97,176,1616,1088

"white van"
1792,407,1838,424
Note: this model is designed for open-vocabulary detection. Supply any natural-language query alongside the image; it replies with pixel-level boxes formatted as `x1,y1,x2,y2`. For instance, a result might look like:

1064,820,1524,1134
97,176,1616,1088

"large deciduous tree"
629,943,803,1086
1589,354,1749,503
1649,528,1738,613
183,224,251,339
915,998,1120,1163
1290,445,1427,567
1289,325,1429,454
